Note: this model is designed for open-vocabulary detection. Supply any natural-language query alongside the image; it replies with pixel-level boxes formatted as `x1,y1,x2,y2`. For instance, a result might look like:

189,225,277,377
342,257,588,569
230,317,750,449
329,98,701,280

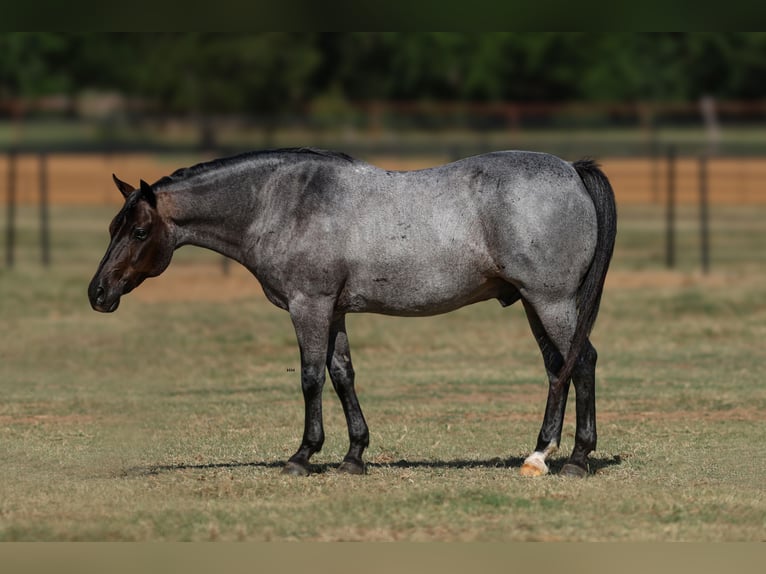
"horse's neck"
163,178,257,264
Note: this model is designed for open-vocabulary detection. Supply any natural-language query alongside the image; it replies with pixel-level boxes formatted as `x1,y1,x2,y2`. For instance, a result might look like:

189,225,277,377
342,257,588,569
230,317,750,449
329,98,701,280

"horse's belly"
339,272,511,316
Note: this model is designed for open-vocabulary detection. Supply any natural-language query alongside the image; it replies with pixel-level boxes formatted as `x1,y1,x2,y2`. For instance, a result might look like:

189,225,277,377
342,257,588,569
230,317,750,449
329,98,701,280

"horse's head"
88,175,175,313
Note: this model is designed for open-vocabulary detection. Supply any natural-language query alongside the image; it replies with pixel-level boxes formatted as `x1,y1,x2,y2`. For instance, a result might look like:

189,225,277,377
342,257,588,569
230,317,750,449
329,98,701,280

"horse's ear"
139,179,157,208
112,174,135,198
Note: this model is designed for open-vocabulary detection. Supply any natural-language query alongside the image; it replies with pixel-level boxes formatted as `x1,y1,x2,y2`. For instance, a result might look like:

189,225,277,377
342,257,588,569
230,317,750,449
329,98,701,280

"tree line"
2,32,766,118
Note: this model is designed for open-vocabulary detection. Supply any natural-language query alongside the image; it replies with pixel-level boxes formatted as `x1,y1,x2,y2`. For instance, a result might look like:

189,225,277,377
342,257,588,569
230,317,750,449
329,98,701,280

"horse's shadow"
122,454,622,478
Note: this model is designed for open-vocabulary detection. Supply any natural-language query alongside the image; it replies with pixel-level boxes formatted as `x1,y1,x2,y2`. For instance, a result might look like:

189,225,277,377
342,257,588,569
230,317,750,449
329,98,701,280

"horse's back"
347,150,597,275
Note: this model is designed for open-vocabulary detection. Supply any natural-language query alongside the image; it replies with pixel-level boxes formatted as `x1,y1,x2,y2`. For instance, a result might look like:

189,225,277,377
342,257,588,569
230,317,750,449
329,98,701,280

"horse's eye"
133,227,148,241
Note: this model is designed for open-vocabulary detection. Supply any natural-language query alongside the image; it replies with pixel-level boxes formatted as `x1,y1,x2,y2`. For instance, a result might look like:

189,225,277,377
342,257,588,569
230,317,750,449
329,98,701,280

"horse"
88,148,616,478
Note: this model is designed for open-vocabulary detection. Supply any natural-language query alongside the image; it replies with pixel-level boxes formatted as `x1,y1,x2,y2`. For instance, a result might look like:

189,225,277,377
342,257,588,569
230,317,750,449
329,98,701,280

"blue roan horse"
88,148,616,478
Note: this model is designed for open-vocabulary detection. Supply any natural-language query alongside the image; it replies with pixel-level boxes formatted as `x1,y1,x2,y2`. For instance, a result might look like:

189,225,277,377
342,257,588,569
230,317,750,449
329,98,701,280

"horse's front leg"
281,296,334,476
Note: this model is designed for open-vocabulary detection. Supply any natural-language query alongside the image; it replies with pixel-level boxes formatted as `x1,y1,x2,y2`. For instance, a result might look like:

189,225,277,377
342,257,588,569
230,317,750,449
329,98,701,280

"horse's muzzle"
88,281,121,313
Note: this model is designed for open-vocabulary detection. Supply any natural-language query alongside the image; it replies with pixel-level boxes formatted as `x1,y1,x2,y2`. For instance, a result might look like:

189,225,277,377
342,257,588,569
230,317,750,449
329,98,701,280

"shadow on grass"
121,454,621,477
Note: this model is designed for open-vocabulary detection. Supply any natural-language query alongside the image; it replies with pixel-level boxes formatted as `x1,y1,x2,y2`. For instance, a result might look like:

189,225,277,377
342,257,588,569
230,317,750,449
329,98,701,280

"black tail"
555,159,617,386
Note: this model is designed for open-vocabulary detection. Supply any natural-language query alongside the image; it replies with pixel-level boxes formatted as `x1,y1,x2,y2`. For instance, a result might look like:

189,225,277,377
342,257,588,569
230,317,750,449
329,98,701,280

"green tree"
5,32,766,133
0,32,74,100
462,33,591,101
125,33,321,145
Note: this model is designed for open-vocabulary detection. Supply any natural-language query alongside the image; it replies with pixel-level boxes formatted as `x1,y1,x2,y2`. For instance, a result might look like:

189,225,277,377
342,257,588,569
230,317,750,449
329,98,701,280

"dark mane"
153,147,357,188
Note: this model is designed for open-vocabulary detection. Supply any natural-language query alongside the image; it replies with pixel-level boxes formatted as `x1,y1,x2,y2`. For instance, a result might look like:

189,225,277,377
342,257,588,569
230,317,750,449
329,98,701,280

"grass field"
1,200,765,541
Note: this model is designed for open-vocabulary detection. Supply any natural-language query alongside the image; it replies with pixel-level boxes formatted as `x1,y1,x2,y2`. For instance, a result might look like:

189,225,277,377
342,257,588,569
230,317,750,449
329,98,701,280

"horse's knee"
301,364,325,391
328,354,355,391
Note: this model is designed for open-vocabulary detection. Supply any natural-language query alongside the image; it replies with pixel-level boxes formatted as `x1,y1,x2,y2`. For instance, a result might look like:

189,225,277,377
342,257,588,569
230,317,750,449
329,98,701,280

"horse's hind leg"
326,316,369,475
520,299,572,476
560,339,597,478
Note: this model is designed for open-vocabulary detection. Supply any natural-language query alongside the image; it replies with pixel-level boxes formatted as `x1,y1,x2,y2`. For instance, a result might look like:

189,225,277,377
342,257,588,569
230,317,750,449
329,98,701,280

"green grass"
0,204,765,541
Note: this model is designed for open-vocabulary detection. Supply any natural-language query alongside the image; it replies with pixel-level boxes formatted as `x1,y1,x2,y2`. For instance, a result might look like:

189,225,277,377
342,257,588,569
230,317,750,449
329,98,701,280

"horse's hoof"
519,455,549,477
337,460,366,475
281,461,310,476
559,463,588,478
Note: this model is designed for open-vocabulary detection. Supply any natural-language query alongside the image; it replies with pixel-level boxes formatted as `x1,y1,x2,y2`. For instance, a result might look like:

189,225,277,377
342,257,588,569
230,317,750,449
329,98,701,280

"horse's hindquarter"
337,152,597,315
479,153,598,299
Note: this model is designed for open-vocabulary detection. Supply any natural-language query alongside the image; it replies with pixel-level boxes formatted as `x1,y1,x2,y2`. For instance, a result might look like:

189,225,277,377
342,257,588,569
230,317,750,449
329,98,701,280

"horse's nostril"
95,285,105,305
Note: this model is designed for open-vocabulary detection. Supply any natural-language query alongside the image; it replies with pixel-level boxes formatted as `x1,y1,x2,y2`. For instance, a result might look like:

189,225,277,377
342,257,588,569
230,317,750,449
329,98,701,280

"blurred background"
2,32,766,274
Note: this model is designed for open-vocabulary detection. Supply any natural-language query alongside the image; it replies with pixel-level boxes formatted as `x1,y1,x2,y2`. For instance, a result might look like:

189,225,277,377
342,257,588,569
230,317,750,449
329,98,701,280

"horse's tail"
556,159,617,386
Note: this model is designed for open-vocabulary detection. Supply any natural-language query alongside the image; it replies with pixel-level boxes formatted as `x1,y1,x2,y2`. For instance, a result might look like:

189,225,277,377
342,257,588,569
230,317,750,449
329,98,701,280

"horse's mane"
153,148,356,188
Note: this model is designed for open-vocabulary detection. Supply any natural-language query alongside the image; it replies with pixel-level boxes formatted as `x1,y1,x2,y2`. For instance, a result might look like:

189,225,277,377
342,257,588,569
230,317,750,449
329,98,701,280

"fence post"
699,154,710,274
40,151,51,267
650,133,660,204
5,150,17,268
665,146,676,269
